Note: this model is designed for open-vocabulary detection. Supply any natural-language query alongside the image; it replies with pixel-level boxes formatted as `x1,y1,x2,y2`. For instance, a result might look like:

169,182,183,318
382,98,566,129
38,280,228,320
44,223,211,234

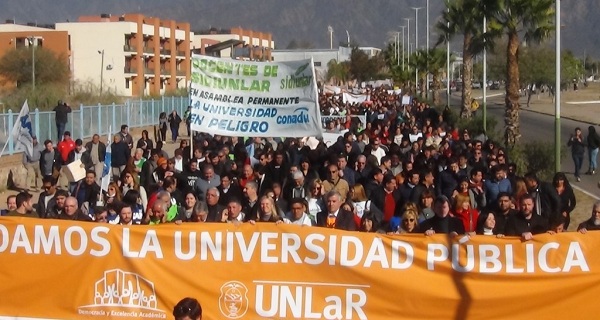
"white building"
56,13,192,97
272,46,380,82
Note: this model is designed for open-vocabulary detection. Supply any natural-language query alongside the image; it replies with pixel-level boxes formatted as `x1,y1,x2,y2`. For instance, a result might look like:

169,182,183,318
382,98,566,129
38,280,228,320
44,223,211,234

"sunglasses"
404,219,415,222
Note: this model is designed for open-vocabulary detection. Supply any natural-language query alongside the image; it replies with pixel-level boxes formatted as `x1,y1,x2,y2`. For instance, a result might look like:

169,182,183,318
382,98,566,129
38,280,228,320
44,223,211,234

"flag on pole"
11,100,34,158
101,126,112,192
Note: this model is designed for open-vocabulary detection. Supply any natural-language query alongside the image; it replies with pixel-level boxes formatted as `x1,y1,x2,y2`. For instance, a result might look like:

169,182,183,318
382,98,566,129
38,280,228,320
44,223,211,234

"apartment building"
56,13,192,96
193,27,274,61
0,21,70,88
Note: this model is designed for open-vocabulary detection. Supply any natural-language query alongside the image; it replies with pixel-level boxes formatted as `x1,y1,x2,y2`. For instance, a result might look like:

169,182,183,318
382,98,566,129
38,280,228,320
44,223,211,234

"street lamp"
27,37,36,91
404,18,412,69
98,50,105,95
555,0,561,172
426,0,430,97
400,25,407,71
483,16,487,133
412,7,423,94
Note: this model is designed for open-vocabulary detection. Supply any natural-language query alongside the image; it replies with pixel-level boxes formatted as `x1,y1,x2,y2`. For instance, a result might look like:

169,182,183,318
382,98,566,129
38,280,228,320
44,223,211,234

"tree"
326,59,350,85
487,0,554,147
0,47,69,87
348,47,380,83
427,48,452,106
409,50,428,98
437,0,491,119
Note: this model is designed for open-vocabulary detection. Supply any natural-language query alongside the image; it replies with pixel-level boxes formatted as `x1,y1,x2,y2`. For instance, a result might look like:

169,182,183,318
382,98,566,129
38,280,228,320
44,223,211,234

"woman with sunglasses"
398,209,419,234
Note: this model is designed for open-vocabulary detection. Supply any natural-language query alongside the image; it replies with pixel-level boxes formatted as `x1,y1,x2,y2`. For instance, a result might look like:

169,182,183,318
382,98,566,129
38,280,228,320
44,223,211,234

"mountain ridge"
1,0,598,58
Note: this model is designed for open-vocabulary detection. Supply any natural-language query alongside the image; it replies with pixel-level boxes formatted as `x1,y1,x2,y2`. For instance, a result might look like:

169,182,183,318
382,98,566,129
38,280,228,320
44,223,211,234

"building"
193,27,274,61
56,13,192,96
0,21,70,88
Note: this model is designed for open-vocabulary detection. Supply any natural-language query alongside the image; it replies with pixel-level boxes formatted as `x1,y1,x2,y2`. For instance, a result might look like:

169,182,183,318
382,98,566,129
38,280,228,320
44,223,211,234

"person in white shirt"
285,198,313,226
408,126,423,143
370,137,386,165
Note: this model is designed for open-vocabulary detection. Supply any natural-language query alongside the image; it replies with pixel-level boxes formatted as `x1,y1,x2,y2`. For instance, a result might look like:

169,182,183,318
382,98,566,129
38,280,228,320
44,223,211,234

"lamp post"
483,16,487,133
446,8,450,106
412,7,423,95
400,25,406,71
404,18,412,61
27,37,36,91
396,32,400,66
555,0,561,172
426,0,430,98
98,50,105,95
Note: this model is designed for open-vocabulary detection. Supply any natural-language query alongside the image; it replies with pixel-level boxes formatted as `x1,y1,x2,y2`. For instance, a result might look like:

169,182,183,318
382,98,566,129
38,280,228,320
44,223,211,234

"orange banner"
0,217,599,319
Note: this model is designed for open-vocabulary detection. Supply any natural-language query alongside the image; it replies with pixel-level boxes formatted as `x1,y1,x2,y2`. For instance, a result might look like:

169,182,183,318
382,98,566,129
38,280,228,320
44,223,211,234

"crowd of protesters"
2,86,600,240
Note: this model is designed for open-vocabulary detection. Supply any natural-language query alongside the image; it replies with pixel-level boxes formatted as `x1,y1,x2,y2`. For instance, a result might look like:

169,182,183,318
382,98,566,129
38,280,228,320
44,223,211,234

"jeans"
56,122,66,141
573,153,584,178
589,148,599,171
171,127,178,142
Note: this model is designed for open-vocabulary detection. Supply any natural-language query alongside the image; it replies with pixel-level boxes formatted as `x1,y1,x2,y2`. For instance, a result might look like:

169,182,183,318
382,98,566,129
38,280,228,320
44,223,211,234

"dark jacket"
73,181,101,209
39,148,62,176
206,203,226,222
67,149,93,169
371,187,404,222
436,169,459,199
531,181,561,223
419,215,466,234
111,141,131,167
36,192,57,219
57,210,93,222
492,209,518,235
53,103,71,124
168,113,182,129
578,218,600,232
504,212,549,236
567,135,585,155
217,185,244,207
587,126,600,150
85,141,107,163
316,209,357,231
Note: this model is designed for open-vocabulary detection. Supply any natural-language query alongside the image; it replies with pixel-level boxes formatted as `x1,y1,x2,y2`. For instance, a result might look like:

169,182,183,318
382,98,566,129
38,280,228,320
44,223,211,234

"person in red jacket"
453,198,479,233
57,131,76,164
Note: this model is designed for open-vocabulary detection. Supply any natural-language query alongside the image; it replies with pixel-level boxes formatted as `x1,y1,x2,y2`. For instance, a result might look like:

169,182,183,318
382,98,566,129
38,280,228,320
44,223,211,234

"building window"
314,61,322,67
125,79,130,89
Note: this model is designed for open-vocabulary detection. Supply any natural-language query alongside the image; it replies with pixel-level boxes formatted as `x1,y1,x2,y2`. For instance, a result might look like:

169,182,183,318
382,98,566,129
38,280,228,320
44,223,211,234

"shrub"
507,141,565,182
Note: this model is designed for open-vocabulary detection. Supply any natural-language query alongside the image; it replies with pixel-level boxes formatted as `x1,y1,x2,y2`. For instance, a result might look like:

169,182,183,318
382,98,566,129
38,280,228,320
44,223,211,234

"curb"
571,184,600,201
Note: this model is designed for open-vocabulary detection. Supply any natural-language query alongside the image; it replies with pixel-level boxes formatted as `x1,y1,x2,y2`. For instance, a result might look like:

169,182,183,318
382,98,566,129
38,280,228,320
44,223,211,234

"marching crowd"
2,87,600,241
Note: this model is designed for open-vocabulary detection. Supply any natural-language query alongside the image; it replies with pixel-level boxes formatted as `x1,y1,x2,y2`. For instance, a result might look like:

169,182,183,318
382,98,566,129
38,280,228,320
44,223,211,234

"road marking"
474,93,504,100
565,101,600,105
572,184,600,201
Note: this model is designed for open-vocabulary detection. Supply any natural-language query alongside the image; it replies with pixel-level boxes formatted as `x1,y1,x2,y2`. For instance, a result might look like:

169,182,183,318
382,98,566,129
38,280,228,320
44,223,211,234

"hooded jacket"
587,126,600,150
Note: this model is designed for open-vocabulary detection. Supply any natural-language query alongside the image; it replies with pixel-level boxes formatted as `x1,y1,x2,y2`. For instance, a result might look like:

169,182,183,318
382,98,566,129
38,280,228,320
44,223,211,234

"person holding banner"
5,191,36,218
419,195,465,236
316,190,356,231
577,201,600,233
173,297,202,320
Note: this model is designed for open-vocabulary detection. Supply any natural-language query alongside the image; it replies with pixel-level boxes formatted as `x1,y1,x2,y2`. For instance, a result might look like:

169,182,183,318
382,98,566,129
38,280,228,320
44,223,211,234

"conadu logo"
219,280,369,319
78,269,167,318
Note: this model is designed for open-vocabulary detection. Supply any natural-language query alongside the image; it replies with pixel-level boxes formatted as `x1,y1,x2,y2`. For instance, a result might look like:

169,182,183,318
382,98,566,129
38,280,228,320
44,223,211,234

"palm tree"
326,59,349,86
487,0,554,147
427,48,452,106
437,0,488,118
410,50,429,98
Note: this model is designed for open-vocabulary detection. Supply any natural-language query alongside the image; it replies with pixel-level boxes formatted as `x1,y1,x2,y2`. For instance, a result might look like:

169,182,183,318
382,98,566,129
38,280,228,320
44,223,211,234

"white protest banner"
342,92,370,104
189,55,321,137
401,95,412,105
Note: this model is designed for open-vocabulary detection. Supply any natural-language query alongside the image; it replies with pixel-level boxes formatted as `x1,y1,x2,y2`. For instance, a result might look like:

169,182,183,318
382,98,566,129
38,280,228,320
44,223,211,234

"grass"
568,189,597,231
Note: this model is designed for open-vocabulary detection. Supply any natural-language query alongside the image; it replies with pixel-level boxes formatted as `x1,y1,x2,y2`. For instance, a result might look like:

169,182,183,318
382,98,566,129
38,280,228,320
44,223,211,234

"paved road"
449,93,600,198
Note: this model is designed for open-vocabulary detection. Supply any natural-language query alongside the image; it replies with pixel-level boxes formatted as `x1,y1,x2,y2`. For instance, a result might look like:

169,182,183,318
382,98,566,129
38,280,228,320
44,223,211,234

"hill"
1,0,599,58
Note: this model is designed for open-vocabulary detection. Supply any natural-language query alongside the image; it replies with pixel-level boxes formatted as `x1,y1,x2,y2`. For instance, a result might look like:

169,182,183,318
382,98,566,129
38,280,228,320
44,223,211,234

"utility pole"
555,0,561,172
400,25,406,71
404,18,412,75
412,7,423,94
426,0,430,98
27,37,36,91
98,50,105,95
483,16,487,133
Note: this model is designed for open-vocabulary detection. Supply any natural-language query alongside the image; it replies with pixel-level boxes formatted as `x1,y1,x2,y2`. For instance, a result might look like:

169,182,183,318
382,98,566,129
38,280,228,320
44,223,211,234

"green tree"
487,0,554,147
437,0,491,119
427,48,452,106
409,50,428,98
326,59,350,85
0,46,69,87
348,47,380,83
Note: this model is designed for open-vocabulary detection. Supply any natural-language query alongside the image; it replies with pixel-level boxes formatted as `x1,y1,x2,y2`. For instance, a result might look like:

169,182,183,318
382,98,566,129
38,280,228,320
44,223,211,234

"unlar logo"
219,281,249,319
78,269,166,318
